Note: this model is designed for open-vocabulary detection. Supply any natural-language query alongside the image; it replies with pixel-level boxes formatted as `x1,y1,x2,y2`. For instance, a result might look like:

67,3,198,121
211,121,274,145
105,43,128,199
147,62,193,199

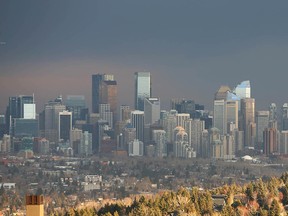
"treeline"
52,172,288,216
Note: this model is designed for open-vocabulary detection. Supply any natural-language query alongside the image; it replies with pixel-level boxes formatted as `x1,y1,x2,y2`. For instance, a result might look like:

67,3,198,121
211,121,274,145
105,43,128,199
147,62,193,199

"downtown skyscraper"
92,74,117,121
135,72,151,111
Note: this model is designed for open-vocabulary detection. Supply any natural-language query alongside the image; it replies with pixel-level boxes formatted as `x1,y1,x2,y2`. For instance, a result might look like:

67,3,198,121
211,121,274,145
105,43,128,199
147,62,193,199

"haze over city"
1,0,288,113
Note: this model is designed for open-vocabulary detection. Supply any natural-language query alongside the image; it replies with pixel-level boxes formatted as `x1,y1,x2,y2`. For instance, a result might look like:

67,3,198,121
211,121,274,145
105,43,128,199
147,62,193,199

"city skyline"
1,1,288,113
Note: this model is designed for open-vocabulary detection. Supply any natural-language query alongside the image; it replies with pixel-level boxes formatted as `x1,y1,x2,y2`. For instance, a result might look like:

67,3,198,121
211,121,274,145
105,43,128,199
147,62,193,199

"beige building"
26,195,44,216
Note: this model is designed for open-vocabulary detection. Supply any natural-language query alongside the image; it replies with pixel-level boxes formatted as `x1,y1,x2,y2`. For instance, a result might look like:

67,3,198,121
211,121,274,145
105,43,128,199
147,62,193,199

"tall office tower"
282,103,288,130
99,104,113,128
135,72,151,111
234,80,251,99
92,74,115,113
144,98,160,125
43,98,66,143
131,110,145,142
209,127,223,159
185,119,205,155
176,113,190,128
269,103,277,122
0,134,11,153
128,139,144,156
233,129,244,152
101,80,117,122
119,105,130,122
240,98,255,147
222,134,235,159
79,131,92,156
280,131,288,154
59,111,72,142
26,195,44,216
214,85,231,100
256,111,269,149
66,95,86,124
152,129,167,157
70,128,82,154
226,100,238,133
213,100,227,135
200,130,209,158
123,126,137,151
263,128,277,156
5,95,36,134
161,110,177,143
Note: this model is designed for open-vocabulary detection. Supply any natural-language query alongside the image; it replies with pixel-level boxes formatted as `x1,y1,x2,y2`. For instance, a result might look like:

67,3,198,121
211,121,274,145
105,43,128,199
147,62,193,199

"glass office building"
135,72,151,111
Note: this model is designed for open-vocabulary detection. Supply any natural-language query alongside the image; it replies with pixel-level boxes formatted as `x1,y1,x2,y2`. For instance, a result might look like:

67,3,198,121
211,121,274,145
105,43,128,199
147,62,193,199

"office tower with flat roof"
263,128,278,156
135,72,151,111
185,119,205,155
280,131,288,154
226,100,238,133
131,110,145,142
241,98,255,147
92,74,116,114
5,95,36,135
59,111,72,142
234,80,251,99
282,103,288,131
144,97,160,125
213,99,226,135
66,95,86,124
43,98,66,143
256,111,269,148
152,129,167,157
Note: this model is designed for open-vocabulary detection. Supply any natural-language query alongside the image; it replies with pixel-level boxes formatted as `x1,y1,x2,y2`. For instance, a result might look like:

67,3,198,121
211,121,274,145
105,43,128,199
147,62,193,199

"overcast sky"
0,0,288,113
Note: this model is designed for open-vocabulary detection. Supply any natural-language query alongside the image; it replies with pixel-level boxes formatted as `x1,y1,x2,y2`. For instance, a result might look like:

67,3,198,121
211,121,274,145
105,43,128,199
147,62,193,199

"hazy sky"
1,0,288,113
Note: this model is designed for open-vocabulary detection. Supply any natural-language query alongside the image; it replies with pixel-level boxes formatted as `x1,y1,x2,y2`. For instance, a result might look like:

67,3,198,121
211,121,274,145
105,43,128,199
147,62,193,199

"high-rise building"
144,98,160,125
99,104,113,128
269,103,277,122
209,127,223,159
79,131,92,156
226,100,238,133
152,129,167,157
214,85,231,100
92,74,116,114
66,95,86,124
280,131,288,154
234,80,251,99
59,111,72,142
282,103,288,131
5,95,36,135
256,111,269,148
263,128,277,156
128,139,144,156
240,98,255,147
42,97,66,143
135,72,151,111
185,119,205,155
131,110,145,142
213,100,226,135
119,105,131,122
176,113,190,128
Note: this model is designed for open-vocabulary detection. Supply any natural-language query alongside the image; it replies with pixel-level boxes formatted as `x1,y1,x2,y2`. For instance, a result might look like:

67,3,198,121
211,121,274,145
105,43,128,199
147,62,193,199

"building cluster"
0,73,288,159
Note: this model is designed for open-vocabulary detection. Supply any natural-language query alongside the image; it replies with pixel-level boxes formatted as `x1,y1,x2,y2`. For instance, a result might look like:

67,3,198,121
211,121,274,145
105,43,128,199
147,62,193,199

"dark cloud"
0,0,288,112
